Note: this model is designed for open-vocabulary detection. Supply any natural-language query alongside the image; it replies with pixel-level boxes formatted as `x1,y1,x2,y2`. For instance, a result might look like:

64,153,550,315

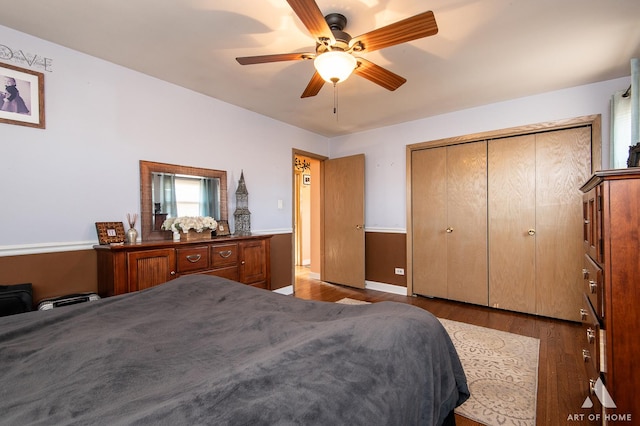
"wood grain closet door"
446,142,488,305
411,147,447,298
412,142,488,305
535,127,591,321
488,135,536,313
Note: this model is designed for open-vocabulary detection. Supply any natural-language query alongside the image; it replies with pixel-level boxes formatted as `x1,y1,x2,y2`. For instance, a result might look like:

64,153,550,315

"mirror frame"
140,160,228,241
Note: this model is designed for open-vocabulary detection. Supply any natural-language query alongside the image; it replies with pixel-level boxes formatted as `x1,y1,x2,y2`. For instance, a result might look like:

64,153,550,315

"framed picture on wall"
95,222,126,245
303,174,311,185
0,62,45,129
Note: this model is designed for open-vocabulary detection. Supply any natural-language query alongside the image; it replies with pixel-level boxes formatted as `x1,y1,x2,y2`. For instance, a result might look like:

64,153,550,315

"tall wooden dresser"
580,169,640,420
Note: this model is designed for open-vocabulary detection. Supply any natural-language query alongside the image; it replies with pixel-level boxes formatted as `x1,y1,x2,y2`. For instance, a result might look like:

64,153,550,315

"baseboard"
365,280,408,296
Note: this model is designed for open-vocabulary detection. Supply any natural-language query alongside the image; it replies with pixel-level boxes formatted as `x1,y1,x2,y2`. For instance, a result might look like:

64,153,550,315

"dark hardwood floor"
293,267,596,425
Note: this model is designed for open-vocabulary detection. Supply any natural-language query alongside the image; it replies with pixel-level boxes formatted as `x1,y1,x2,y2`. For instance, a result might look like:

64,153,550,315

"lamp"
314,51,357,84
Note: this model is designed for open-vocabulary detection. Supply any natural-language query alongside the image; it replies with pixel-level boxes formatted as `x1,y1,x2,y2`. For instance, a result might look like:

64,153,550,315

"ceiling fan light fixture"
314,51,357,84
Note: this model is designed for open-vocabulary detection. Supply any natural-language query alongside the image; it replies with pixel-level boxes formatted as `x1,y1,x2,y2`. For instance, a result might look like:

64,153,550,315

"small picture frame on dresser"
627,142,640,167
95,222,126,244
215,220,231,236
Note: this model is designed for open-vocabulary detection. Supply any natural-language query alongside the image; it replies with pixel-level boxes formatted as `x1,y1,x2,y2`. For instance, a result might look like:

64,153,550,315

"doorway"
293,151,323,284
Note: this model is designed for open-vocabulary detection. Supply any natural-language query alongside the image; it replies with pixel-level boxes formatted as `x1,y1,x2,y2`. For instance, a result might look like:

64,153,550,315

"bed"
0,274,469,425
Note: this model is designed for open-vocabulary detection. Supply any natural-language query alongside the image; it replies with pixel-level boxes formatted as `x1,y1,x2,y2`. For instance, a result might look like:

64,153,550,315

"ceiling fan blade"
286,0,335,45
351,11,438,53
301,71,325,98
354,58,407,91
236,52,314,65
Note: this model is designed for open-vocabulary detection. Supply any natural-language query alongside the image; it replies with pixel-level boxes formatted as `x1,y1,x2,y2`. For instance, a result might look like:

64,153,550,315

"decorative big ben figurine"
233,171,251,236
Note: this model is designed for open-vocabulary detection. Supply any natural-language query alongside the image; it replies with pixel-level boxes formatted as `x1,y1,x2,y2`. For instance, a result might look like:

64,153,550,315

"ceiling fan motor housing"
317,13,352,52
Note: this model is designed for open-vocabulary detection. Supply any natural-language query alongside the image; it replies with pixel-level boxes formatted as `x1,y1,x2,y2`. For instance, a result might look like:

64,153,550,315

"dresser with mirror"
94,161,271,296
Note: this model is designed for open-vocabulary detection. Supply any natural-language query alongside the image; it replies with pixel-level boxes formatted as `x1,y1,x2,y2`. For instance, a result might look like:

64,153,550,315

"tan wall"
269,233,294,290
0,235,295,306
365,232,407,287
0,250,99,306
0,232,402,305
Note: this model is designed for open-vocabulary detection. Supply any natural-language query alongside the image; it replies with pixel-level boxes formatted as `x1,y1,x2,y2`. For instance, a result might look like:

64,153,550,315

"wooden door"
127,248,176,292
446,142,488,305
535,127,591,320
411,147,448,298
412,142,488,305
488,134,536,313
323,154,365,288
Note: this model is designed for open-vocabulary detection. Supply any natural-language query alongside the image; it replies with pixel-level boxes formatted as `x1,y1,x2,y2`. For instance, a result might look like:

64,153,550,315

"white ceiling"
1,0,638,137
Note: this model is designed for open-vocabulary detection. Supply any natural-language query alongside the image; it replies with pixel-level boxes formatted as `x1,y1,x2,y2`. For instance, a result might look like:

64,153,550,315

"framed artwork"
0,62,45,129
95,222,126,245
303,174,311,185
627,142,640,168
216,220,231,236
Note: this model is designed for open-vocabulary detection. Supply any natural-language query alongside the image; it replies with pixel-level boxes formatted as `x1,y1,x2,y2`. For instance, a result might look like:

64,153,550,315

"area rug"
335,298,540,426
438,318,539,426
335,297,371,305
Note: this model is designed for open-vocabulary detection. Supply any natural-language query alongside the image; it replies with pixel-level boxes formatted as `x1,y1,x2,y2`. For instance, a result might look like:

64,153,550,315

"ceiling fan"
236,0,438,98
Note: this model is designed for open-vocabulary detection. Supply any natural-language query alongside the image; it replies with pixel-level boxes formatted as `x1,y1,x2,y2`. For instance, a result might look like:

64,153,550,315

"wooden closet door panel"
447,141,488,305
535,127,591,321
488,135,536,313
411,147,448,298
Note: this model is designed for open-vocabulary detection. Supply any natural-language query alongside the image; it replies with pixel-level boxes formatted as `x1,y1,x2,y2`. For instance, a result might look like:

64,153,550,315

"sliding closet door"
412,142,488,305
488,135,536,312
535,127,591,320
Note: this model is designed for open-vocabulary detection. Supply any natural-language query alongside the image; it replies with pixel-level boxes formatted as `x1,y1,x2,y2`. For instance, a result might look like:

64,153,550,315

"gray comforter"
0,274,469,425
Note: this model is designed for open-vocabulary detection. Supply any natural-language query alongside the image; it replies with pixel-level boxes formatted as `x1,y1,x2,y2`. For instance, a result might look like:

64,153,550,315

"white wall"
0,25,328,252
329,76,630,231
1,23,630,253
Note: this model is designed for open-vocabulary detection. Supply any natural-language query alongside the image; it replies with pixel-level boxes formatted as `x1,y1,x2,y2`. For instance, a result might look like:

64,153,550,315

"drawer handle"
589,280,597,294
584,219,590,224
589,378,596,394
582,268,589,279
218,250,233,258
586,328,595,344
582,349,591,362
580,308,588,321
186,254,202,263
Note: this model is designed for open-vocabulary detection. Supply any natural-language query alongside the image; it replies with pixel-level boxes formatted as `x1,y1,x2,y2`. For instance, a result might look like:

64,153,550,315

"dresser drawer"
211,243,238,268
582,254,603,319
580,294,601,377
176,246,210,273
204,267,239,282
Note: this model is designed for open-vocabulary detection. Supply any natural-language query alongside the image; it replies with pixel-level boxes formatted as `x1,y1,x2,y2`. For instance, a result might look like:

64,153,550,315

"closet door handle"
445,227,453,233
528,229,536,236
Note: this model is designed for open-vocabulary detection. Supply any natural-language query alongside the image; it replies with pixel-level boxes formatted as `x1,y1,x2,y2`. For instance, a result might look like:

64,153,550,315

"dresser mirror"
140,160,228,241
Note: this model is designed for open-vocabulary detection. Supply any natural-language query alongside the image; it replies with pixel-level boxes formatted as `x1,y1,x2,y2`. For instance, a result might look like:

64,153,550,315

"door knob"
445,227,453,233
355,224,364,230
528,229,536,236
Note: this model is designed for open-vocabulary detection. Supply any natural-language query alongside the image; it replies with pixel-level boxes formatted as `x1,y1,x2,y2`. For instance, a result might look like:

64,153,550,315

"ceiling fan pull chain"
333,81,341,123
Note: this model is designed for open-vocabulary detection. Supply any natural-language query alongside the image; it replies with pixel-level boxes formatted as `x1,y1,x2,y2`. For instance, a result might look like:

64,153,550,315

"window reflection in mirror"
151,173,221,230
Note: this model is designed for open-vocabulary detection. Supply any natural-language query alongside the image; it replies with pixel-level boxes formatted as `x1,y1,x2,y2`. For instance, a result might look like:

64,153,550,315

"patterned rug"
335,298,540,425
